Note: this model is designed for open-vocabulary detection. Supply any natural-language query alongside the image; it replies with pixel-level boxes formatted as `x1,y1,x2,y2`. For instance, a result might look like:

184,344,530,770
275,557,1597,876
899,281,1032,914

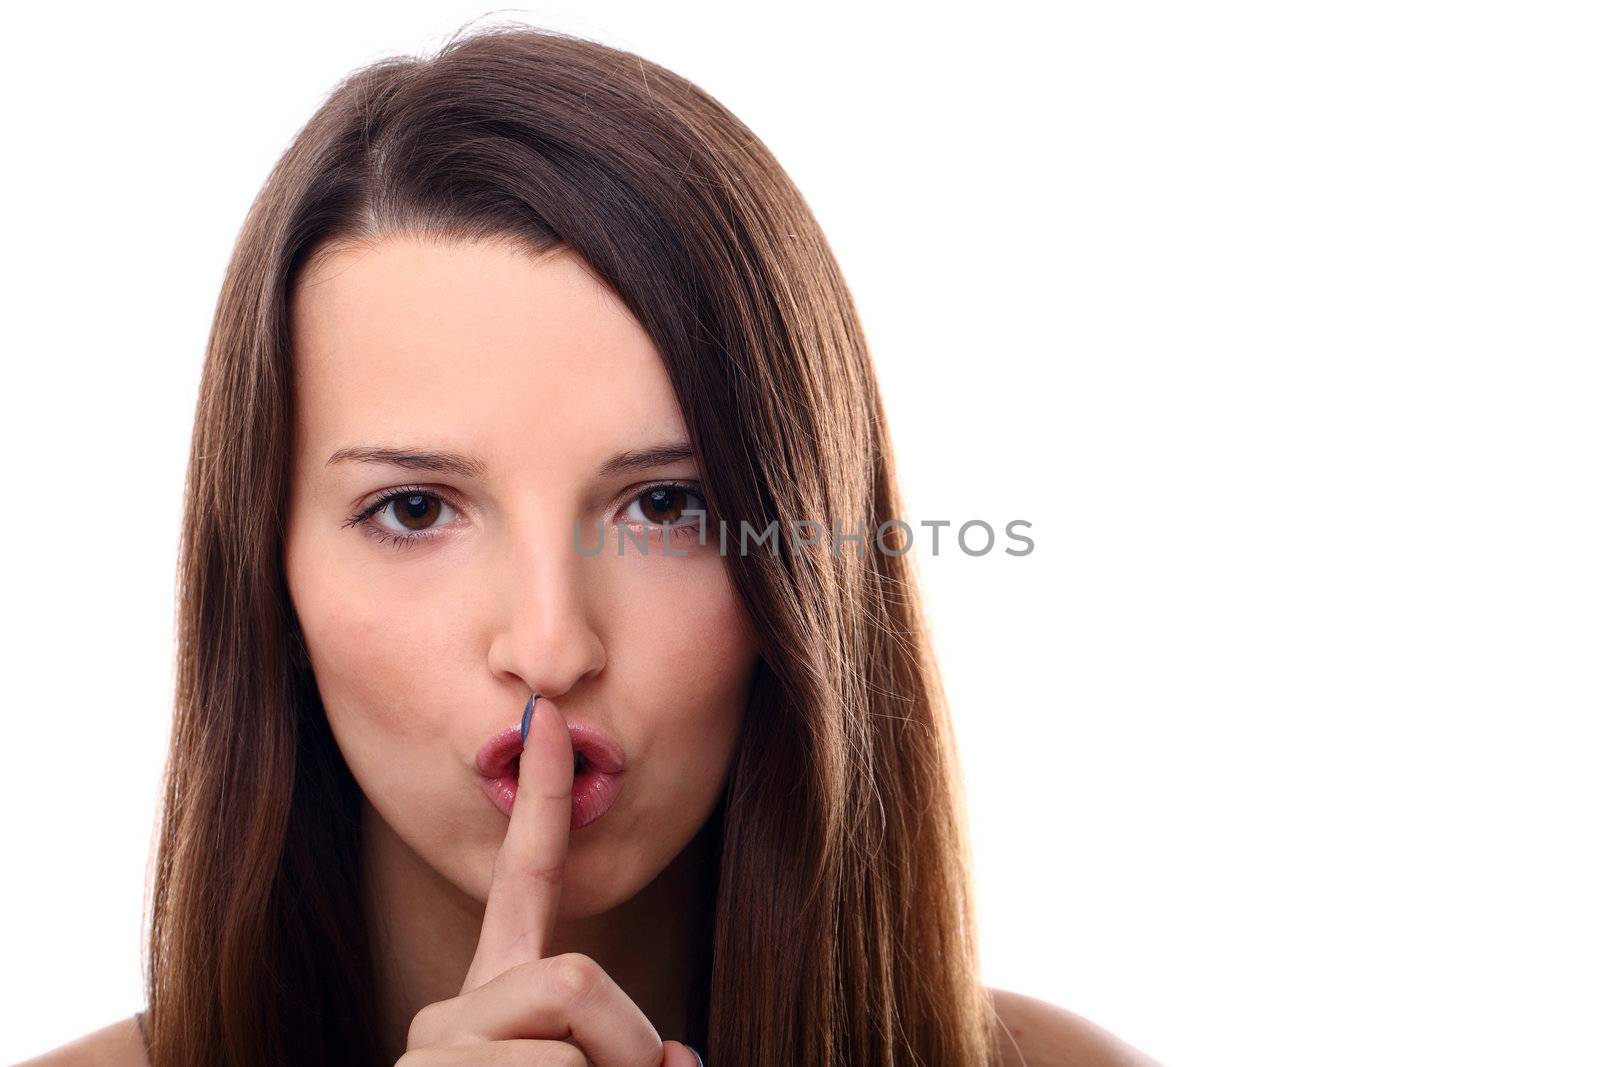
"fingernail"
688,1046,705,1067
520,693,540,746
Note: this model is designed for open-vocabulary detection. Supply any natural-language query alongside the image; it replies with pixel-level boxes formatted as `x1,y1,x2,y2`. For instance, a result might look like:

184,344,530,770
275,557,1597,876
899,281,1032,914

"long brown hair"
147,21,1000,1066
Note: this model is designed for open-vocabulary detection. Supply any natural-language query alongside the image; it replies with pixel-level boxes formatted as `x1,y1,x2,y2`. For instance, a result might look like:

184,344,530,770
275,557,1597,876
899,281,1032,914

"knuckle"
545,951,603,1008
495,847,564,891
525,863,565,892
549,1044,589,1067
404,999,448,1049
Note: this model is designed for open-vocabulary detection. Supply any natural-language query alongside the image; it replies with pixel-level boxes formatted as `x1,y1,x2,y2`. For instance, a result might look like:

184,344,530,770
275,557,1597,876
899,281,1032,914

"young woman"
26,24,1160,1067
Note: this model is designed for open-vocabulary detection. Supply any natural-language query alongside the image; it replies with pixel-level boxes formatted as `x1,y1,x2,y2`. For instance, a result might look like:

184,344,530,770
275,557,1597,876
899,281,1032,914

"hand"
397,695,703,1066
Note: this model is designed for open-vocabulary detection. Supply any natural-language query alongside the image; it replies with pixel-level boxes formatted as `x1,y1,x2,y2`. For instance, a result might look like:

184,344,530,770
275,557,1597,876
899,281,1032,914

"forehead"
288,235,685,471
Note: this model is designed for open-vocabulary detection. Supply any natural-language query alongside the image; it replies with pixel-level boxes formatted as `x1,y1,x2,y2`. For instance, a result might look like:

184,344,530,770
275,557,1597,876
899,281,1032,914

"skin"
283,234,759,1062
19,233,1165,1067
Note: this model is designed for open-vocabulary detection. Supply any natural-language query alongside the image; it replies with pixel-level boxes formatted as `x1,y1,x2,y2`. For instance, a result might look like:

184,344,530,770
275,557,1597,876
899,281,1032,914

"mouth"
508,751,591,778
475,720,626,779
474,720,627,830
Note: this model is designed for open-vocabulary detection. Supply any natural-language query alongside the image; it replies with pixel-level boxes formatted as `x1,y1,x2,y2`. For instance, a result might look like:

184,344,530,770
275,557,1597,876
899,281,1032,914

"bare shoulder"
989,987,1165,1067
15,1014,150,1067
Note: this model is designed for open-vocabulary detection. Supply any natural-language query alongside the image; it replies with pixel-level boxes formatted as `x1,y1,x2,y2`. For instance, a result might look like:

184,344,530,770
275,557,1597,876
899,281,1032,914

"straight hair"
147,22,1001,1066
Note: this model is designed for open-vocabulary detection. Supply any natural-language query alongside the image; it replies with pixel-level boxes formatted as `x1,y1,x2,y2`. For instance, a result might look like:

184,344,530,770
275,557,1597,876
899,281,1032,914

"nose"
485,515,607,702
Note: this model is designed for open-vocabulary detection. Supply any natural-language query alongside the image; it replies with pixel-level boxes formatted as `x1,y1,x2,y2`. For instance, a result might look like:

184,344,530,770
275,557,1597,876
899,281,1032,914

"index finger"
461,693,574,994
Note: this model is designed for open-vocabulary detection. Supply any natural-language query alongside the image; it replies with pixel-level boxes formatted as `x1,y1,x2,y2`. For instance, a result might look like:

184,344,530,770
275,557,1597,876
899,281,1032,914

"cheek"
611,553,760,774
287,536,464,783
288,549,484,879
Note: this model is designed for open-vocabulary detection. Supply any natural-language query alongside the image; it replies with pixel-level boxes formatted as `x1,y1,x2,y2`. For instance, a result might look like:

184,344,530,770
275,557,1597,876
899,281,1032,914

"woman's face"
283,235,759,919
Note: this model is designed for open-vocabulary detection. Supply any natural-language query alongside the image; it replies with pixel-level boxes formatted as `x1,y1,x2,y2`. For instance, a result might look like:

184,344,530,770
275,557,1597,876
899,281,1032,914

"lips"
474,719,627,830
474,721,626,778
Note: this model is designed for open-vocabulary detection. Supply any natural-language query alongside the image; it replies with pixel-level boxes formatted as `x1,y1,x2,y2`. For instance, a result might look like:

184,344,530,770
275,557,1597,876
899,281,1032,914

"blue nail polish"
689,1046,705,1067
520,693,539,746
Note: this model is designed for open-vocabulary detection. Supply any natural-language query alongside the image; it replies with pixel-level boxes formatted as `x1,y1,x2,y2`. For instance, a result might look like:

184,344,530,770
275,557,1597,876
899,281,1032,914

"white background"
3,3,1596,1064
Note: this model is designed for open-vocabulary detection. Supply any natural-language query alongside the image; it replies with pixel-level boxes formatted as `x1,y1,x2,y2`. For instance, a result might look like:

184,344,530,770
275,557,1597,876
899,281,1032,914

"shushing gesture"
397,695,704,1066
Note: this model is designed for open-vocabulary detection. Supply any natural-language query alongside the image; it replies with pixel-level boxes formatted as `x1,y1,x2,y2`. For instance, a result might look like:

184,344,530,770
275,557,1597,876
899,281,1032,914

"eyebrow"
325,441,696,479
595,441,698,476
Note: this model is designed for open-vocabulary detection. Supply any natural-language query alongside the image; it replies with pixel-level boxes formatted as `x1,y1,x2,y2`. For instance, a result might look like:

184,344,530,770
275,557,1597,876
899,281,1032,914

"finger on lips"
443,694,673,1066
461,693,575,994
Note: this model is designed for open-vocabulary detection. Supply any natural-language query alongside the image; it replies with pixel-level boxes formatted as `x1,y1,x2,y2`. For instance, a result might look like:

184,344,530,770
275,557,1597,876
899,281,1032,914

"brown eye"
391,492,443,531
357,488,461,544
625,484,706,527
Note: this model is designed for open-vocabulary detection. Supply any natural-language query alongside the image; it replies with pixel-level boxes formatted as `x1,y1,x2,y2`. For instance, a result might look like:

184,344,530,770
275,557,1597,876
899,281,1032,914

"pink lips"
474,720,627,831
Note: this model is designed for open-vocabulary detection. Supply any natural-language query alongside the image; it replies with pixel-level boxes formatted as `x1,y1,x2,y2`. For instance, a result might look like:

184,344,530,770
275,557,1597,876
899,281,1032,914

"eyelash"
342,482,710,551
